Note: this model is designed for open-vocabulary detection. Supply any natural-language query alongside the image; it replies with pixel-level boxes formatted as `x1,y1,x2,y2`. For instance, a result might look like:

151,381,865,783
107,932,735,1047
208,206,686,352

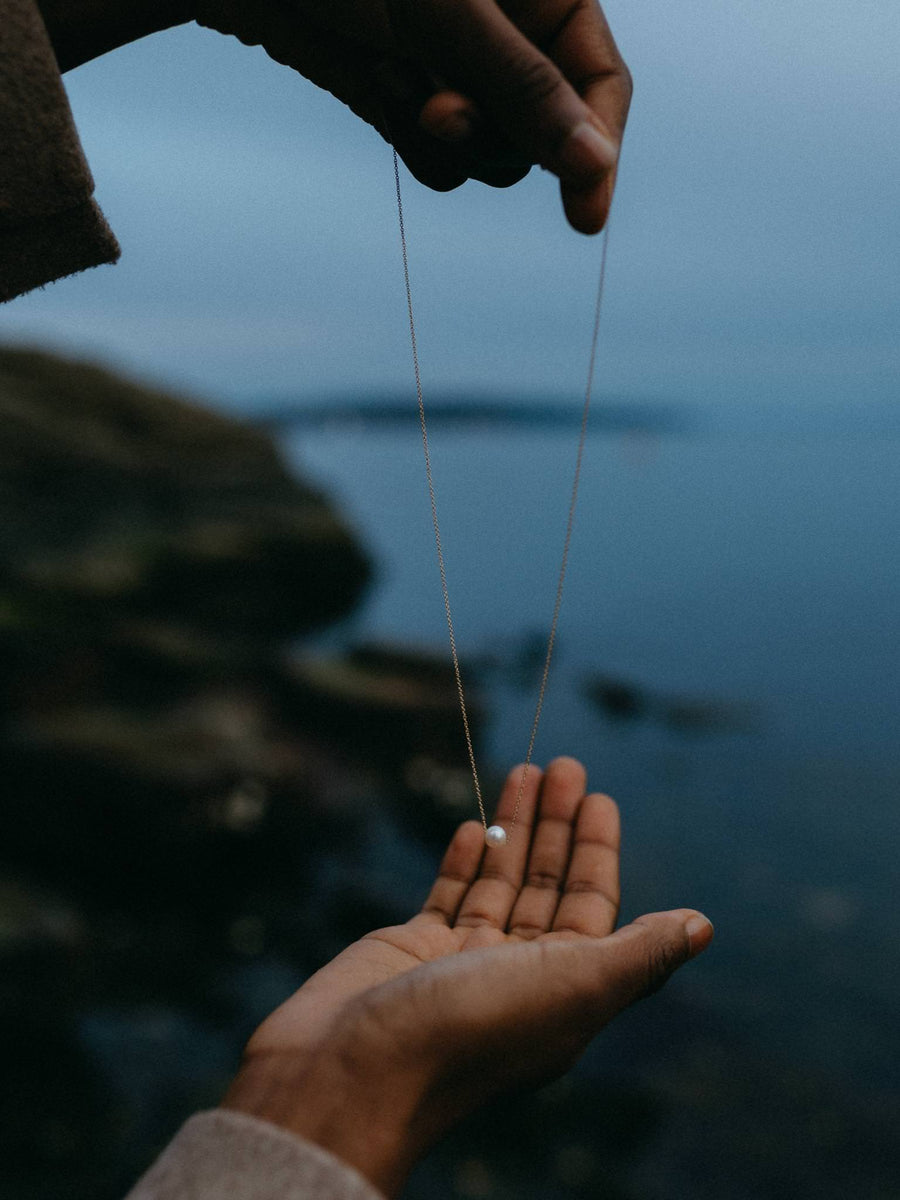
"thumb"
424,909,713,1043
417,910,713,1060
419,909,713,1098
584,908,714,1019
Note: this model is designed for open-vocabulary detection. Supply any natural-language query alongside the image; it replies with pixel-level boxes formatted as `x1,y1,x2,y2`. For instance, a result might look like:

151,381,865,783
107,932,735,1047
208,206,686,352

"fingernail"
560,121,618,178
685,913,714,957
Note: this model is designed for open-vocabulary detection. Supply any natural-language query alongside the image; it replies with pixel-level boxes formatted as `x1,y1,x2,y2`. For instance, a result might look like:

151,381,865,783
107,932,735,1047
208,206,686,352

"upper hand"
222,758,712,1196
195,0,632,233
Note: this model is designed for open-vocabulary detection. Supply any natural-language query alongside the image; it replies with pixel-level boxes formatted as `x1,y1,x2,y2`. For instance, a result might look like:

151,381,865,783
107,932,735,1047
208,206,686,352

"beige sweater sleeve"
0,0,120,302
125,1110,387,1200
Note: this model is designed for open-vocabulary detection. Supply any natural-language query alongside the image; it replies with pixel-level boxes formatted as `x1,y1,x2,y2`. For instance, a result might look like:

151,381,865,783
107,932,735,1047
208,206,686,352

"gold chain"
391,147,611,842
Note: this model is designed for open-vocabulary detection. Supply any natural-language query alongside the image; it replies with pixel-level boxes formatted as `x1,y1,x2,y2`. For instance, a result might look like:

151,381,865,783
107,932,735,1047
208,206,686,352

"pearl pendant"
485,824,508,848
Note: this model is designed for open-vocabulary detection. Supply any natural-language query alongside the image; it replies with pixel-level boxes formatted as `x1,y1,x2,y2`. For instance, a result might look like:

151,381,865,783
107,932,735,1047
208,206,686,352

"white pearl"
485,825,508,848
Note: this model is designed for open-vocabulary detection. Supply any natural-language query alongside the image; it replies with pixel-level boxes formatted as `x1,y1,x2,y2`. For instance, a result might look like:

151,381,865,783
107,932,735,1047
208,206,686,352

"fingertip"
505,761,542,790
471,160,533,189
437,818,487,885
545,755,588,795
634,908,714,959
546,754,585,773
586,790,618,811
458,817,487,836
384,101,469,192
684,911,714,958
580,791,620,845
422,170,469,194
455,819,489,852
561,177,612,236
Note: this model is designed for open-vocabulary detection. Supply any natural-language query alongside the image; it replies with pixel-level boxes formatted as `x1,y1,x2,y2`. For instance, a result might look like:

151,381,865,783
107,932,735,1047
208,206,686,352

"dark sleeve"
0,0,120,302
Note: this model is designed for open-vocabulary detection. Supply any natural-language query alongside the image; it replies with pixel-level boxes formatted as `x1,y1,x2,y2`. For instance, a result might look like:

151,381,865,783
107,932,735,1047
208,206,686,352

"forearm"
35,0,195,71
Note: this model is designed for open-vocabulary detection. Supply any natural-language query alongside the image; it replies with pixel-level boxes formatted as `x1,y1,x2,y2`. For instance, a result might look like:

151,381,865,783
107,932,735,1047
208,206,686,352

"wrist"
36,0,195,71
221,1045,430,1199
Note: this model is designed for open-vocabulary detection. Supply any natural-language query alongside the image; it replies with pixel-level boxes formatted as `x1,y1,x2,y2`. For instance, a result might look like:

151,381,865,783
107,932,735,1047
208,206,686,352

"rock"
0,347,489,1198
582,668,762,736
0,347,483,907
0,345,371,639
282,641,486,845
582,675,649,722
0,347,380,907
285,641,480,768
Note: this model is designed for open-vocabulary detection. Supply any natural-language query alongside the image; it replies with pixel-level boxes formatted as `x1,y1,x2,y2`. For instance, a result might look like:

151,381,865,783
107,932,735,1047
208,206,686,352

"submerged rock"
582,670,762,736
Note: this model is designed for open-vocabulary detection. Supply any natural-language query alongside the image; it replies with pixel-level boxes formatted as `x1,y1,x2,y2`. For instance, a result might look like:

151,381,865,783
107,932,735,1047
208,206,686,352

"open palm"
244,757,620,1060
224,758,709,1195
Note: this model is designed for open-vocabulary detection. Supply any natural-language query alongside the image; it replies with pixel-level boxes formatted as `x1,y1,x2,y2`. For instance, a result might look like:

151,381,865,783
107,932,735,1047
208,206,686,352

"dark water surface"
286,413,900,1196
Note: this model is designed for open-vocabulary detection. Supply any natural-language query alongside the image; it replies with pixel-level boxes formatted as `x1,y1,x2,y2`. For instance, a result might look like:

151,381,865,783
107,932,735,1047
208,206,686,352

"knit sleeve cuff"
1,0,121,302
0,196,120,302
123,1109,387,1200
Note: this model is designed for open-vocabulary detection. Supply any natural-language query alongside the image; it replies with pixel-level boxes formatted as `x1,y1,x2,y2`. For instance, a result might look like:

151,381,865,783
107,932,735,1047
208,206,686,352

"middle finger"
454,761,543,931
507,756,586,938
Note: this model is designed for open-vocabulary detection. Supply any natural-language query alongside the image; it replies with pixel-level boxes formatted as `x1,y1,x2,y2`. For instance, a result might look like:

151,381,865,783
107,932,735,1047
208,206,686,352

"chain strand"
391,147,610,839
509,225,610,831
391,149,488,831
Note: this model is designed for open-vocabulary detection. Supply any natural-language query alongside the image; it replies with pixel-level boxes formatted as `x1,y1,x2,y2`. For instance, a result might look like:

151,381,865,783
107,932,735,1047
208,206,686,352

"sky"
2,0,898,416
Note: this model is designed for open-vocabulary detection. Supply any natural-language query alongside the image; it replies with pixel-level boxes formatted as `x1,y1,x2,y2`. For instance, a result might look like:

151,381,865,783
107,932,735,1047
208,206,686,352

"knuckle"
547,754,582,772
563,878,603,898
508,52,566,107
478,866,518,889
525,868,562,890
455,913,496,929
509,920,546,940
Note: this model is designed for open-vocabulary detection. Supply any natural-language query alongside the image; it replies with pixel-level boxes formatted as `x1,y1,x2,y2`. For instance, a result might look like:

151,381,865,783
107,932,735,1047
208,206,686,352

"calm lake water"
283,410,900,1189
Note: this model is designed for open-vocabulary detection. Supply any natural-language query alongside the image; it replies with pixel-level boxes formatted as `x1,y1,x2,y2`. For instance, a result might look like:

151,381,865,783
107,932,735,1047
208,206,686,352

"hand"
222,757,713,1197
195,0,631,233
39,0,629,232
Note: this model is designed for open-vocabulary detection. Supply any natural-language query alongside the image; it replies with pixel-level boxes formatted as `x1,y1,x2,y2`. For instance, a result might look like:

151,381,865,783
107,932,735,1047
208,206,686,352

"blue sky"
2,0,898,415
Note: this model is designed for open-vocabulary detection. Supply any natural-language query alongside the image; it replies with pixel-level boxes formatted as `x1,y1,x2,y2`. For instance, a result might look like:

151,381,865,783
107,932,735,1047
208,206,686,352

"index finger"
394,0,623,226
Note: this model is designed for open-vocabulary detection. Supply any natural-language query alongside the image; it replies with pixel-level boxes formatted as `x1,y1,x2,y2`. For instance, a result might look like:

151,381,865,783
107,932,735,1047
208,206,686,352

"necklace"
391,149,610,847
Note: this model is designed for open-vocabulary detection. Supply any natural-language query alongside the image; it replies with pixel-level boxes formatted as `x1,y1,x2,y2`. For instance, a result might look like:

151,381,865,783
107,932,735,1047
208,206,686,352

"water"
283,411,900,1175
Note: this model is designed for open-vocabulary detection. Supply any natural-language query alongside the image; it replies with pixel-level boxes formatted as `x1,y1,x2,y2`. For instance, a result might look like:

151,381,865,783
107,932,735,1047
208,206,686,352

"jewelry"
390,149,610,847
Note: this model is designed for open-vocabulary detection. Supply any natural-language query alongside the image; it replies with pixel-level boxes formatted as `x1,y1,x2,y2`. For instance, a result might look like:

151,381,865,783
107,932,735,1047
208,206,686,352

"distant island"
249,393,690,434
248,392,900,436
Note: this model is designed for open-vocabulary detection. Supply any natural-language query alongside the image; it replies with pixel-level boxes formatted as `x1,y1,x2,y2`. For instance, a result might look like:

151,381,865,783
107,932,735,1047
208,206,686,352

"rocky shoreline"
0,347,489,1198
